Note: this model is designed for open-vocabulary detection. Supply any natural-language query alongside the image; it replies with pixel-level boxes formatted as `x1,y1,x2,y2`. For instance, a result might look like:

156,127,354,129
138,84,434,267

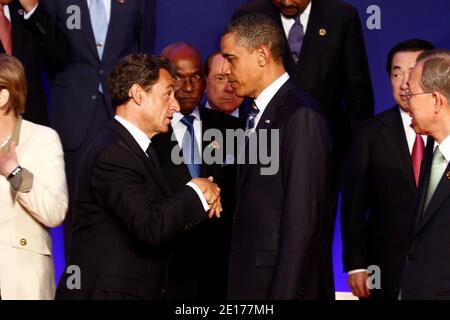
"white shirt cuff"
23,3,39,20
348,269,367,275
186,181,209,211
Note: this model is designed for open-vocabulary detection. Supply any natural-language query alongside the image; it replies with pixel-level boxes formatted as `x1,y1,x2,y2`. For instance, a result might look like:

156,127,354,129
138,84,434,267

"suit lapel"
237,81,289,188
378,107,416,196
110,120,171,195
414,161,450,235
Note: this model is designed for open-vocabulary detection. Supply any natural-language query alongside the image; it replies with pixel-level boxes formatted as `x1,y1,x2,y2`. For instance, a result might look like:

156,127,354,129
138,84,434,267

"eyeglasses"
403,91,433,100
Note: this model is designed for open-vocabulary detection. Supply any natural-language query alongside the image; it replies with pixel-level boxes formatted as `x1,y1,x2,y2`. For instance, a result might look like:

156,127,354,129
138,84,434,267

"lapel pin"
319,28,327,36
118,0,126,3
446,171,450,179
264,119,271,124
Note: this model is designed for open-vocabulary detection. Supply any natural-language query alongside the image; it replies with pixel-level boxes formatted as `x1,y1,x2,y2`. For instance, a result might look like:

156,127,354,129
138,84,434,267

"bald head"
161,43,205,115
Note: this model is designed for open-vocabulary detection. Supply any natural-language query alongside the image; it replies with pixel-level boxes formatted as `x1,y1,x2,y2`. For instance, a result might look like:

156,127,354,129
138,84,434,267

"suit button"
20,238,27,246
406,254,414,261
91,94,97,100
99,69,104,75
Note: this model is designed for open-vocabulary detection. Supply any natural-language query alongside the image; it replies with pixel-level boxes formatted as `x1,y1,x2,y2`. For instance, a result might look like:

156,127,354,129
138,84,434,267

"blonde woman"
0,54,68,300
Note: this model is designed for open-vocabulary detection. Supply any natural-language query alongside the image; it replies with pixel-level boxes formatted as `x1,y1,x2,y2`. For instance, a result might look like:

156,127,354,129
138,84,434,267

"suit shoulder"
318,0,359,15
21,120,61,142
201,107,242,129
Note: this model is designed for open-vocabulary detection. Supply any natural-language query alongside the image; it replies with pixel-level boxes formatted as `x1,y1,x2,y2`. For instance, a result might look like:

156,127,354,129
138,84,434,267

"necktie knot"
181,115,196,128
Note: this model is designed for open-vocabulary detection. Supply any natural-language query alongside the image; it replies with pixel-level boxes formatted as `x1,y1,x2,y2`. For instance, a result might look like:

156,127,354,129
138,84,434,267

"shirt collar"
114,115,151,153
254,72,289,113
437,135,450,162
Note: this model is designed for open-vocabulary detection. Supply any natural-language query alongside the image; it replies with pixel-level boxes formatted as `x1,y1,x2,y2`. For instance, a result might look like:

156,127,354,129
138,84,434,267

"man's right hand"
348,271,370,298
190,177,222,218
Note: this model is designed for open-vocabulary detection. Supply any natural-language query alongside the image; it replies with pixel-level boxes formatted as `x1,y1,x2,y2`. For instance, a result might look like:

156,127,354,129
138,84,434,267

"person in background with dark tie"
232,1,374,299
221,13,331,300
399,49,450,300
341,39,435,300
0,0,67,125
154,43,241,300
55,54,223,300
36,0,153,255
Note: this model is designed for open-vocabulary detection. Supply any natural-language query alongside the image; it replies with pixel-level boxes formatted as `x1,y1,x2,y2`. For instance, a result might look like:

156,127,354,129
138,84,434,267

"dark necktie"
245,102,260,132
410,122,425,187
181,115,201,178
287,15,304,64
0,4,12,55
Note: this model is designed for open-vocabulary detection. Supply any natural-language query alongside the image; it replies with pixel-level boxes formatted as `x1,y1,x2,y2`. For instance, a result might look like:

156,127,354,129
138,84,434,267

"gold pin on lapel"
319,28,327,36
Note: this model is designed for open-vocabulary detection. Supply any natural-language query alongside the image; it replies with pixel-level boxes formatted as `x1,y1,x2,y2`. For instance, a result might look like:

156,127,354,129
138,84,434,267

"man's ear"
129,84,143,105
0,88,10,109
256,45,271,67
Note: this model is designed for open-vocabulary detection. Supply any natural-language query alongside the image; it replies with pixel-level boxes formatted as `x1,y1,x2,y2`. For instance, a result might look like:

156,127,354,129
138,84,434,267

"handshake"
190,177,222,219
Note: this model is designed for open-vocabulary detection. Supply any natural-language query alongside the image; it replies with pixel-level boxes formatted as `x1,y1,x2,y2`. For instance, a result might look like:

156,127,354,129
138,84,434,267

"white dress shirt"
252,72,290,130
114,115,209,210
280,1,312,39
3,3,38,21
171,106,203,157
87,0,111,23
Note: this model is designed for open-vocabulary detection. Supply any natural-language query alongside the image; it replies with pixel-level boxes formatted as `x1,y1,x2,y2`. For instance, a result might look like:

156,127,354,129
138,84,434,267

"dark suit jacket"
41,0,153,151
400,137,450,300
152,106,242,300
341,106,432,299
227,80,331,300
233,0,374,167
55,120,206,300
1,1,68,125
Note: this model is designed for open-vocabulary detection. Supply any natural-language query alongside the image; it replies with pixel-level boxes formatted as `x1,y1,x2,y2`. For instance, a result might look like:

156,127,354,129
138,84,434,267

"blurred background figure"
0,0,68,125
204,51,247,122
0,54,67,300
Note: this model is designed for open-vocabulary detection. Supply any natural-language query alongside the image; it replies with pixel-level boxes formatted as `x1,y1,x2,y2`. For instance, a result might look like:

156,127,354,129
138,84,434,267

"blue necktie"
181,115,201,178
287,15,304,64
89,0,108,60
246,102,260,132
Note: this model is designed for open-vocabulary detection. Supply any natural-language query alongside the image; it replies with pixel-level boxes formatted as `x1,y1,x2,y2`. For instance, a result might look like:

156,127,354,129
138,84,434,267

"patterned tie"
181,115,201,178
410,123,425,186
287,15,304,64
423,146,446,211
0,4,12,55
89,0,108,59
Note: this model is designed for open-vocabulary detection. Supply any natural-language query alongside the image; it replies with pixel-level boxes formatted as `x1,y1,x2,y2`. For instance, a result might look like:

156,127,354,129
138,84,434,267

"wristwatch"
7,166,23,181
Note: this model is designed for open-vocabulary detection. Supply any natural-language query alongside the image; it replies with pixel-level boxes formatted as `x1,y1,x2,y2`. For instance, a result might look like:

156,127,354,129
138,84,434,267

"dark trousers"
63,93,111,258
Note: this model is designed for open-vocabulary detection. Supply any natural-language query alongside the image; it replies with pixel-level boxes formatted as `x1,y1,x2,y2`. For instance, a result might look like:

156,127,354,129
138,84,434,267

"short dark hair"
204,51,221,77
386,39,435,74
107,54,176,110
223,13,285,62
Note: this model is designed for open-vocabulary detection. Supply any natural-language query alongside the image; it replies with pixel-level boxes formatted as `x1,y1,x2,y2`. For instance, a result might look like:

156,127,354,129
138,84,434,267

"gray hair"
224,13,285,63
416,49,450,100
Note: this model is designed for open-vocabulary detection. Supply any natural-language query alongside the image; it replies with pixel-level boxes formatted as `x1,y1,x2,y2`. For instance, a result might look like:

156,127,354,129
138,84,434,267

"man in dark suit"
56,54,223,300
154,43,241,300
38,0,153,253
0,0,67,125
233,2,374,297
341,39,435,300
221,14,331,300
399,49,450,300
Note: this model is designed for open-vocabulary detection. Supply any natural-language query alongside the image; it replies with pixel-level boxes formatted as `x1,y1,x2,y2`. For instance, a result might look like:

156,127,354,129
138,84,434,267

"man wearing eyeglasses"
341,39,434,300
399,49,450,300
